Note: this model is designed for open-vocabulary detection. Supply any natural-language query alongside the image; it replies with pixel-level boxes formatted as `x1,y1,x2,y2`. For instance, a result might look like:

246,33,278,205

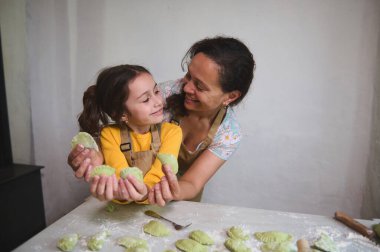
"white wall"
0,0,33,164
1,0,379,224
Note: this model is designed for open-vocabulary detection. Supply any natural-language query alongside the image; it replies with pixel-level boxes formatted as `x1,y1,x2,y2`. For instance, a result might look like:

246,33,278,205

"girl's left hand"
117,175,148,202
90,174,118,201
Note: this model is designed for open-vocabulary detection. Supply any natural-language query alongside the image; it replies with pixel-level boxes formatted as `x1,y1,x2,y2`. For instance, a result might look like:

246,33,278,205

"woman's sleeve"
143,123,182,189
158,79,183,101
100,126,129,178
208,110,242,160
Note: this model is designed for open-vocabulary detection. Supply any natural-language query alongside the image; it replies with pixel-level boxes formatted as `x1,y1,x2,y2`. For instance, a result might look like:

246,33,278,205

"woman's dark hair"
78,64,150,136
167,36,256,116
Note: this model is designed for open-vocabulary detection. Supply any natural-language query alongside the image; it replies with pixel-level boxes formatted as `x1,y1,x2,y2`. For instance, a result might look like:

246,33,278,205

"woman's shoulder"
208,108,242,160
158,78,183,99
219,108,241,134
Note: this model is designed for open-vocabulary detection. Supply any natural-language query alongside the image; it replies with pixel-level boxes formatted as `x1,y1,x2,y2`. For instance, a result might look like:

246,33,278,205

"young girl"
77,64,182,203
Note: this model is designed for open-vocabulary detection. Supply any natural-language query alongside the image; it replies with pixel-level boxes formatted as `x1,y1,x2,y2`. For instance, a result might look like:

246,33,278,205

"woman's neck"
187,106,222,124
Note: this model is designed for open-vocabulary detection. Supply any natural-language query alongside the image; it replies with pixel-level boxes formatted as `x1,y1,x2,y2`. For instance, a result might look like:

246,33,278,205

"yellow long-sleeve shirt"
100,122,182,189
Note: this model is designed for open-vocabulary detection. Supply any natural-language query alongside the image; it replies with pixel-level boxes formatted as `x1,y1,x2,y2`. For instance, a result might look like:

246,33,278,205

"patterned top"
159,79,242,160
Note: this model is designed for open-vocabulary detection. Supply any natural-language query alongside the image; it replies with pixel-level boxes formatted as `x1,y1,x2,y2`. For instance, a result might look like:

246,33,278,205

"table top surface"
14,197,380,251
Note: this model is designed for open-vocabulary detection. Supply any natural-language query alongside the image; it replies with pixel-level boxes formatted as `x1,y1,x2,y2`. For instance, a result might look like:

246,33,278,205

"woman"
68,36,256,205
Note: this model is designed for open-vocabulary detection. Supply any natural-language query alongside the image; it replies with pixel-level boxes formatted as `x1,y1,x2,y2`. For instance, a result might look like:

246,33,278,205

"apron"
119,124,161,176
176,106,227,202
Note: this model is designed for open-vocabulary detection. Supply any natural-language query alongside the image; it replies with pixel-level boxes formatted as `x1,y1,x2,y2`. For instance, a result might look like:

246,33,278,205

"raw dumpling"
227,226,249,240
143,220,171,237
175,238,208,252
90,165,115,177
189,230,214,245
87,230,110,251
71,132,99,151
313,233,338,252
261,241,296,252
117,236,148,248
57,233,79,252
157,153,178,174
254,231,292,244
224,238,251,252
120,167,143,181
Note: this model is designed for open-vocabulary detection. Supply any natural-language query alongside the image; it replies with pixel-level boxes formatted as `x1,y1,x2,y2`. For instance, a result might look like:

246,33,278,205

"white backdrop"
2,0,379,224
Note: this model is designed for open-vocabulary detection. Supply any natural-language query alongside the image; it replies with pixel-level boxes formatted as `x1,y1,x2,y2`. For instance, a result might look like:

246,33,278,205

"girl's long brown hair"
78,65,150,136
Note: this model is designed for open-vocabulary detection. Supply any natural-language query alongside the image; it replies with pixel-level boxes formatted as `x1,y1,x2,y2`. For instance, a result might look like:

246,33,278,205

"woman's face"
123,73,163,131
182,53,230,114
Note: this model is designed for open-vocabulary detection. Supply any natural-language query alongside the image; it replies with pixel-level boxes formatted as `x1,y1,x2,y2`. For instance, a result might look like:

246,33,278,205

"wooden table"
14,197,380,251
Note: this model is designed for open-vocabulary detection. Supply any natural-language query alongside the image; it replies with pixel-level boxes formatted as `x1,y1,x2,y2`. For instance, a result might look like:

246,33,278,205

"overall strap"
120,124,133,165
150,124,161,154
205,106,227,144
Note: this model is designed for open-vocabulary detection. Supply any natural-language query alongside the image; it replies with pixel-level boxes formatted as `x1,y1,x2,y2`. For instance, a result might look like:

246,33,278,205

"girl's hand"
148,165,181,206
67,144,104,182
117,175,148,202
90,174,118,201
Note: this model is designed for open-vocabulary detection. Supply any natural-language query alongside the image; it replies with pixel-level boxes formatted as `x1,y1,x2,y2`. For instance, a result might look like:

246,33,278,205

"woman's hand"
67,144,104,182
90,174,118,201
117,175,149,202
148,165,181,206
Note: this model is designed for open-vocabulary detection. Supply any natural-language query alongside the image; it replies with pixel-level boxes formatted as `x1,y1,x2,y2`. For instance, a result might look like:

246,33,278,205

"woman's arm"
67,144,104,181
148,149,225,206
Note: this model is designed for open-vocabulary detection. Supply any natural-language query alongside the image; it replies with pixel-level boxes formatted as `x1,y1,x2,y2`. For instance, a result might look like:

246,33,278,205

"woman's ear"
223,90,241,106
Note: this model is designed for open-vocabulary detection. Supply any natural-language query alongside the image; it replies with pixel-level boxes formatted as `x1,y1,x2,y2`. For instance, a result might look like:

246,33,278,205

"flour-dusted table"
14,197,380,251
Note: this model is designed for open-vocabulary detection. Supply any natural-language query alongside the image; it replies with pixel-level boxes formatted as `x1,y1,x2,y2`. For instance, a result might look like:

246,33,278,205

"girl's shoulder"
160,121,182,134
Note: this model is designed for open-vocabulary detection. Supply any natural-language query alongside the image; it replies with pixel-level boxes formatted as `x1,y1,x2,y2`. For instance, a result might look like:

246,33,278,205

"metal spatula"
144,210,191,230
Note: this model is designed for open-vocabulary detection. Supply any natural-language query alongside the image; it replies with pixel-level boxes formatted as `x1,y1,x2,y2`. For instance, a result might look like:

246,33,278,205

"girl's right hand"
67,144,104,182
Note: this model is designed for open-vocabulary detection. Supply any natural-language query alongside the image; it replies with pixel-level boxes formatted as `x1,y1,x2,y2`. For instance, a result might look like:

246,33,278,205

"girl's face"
182,53,237,115
122,73,163,133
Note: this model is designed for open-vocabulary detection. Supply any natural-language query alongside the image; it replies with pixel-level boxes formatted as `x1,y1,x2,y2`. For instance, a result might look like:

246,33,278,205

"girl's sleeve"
143,122,182,190
100,126,129,178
